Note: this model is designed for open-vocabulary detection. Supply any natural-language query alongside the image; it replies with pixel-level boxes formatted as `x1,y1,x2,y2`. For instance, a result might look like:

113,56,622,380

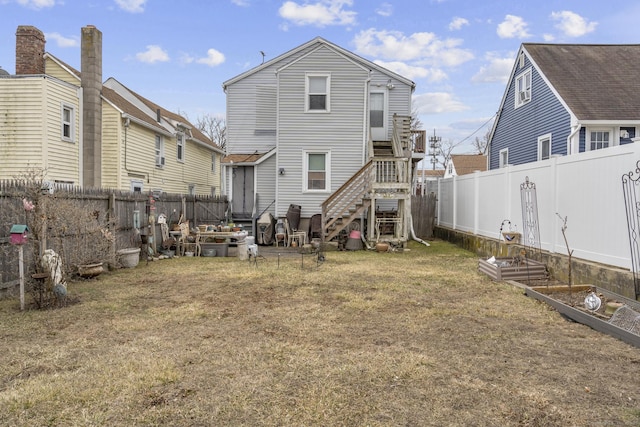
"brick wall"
15,26,45,75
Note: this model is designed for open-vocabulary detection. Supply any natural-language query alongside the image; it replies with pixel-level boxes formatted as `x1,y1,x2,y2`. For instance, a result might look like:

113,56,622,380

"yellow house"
0,25,223,195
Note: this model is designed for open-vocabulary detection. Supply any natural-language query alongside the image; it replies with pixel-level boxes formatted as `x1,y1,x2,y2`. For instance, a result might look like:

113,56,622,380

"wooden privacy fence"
0,180,228,291
411,193,436,239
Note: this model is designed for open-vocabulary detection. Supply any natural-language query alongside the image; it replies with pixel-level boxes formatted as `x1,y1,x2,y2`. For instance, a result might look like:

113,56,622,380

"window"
177,133,185,162
304,151,330,192
211,186,216,196
211,152,216,173
306,74,330,112
61,104,75,142
538,133,551,160
155,135,165,168
370,92,384,128
499,148,509,168
515,68,531,108
188,184,196,195
588,129,611,151
131,179,144,193
518,51,525,68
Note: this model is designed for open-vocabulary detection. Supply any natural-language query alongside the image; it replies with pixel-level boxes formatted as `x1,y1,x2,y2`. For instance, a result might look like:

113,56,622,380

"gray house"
222,37,424,245
488,43,640,170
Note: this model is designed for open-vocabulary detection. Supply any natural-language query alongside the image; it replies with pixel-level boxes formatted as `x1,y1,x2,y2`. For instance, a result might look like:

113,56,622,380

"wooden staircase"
321,115,416,245
321,161,375,241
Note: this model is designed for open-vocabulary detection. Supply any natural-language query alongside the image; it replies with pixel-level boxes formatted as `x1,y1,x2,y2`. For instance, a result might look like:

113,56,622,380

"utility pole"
429,129,441,170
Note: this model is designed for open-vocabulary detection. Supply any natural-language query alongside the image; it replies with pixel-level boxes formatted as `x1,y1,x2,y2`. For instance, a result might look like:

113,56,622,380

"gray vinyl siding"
276,45,369,217
225,68,279,155
370,71,412,141
225,43,324,155
255,155,276,217
489,54,571,169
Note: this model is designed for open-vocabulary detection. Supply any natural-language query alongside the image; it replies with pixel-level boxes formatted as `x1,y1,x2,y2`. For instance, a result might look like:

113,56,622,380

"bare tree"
436,138,464,169
471,129,491,155
196,114,226,150
411,108,423,131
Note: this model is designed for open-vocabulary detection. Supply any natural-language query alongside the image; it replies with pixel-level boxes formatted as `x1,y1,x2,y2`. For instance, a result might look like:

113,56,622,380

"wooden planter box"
524,286,640,349
478,258,547,281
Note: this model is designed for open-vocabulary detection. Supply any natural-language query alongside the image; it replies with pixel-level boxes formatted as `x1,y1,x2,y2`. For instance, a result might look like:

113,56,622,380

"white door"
370,91,387,141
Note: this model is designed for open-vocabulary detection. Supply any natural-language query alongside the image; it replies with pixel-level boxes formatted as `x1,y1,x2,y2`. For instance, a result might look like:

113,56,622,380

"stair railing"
321,161,375,236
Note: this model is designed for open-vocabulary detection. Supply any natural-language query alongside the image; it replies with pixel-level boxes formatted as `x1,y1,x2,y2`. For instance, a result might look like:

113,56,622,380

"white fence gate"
433,143,640,271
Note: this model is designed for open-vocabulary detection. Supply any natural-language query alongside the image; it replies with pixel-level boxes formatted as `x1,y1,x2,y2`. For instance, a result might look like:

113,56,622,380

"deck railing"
373,157,409,186
411,129,426,154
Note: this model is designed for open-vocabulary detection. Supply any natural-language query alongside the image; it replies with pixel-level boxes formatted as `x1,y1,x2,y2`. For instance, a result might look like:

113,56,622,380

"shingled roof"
524,44,640,121
46,53,217,150
450,154,487,175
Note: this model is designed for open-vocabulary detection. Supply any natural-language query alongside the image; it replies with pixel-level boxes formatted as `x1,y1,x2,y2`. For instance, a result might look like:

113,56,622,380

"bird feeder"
10,224,29,245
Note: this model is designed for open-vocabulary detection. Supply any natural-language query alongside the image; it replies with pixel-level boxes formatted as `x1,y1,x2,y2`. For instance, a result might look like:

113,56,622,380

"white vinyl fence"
433,143,640,271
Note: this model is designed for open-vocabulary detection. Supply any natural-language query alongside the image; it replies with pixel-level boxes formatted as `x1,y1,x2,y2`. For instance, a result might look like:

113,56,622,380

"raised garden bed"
478,257,547,281
520,283,640,349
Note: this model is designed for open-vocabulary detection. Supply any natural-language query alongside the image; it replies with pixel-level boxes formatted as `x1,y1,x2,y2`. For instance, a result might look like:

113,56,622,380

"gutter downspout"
410,215,430,247
363,73,371,164
78,86,84,187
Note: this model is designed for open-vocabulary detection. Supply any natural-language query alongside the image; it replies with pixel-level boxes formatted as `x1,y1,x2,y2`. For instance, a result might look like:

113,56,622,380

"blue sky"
2,0,639,154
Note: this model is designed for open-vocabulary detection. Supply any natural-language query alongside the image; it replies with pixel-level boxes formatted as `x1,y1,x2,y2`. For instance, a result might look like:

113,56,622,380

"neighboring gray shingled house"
487,43,640,170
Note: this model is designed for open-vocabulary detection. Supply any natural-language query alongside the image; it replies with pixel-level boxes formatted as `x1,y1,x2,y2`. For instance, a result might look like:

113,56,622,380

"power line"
455,113,497,146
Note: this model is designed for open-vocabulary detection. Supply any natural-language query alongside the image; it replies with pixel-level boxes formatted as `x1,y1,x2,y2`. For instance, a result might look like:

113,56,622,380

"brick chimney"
15,26,45,75
81,25,103,188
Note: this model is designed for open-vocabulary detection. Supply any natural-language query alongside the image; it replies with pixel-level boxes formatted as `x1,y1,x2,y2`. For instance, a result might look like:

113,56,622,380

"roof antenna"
260,51,265,64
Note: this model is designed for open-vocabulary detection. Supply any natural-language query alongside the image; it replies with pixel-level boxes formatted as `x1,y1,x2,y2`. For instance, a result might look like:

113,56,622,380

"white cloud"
45,32,79,48
496,15,531,39
374,60,447,82
449,17,469,31
412,92,469,114
231,0,250,6
551,11,597,38
16,0,55,9
471,52,513,84
278,0,356,27
196,48,226,67
180,53,195,65
542,33,555,42
376,2,393,17
115,0,146,13
136,45,169,64
353,28,473,67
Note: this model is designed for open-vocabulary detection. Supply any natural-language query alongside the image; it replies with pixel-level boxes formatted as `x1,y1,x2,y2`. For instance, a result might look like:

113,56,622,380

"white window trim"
303,149,331,193
61,103,75,143
514,68,532,108
305,73,331,113
177,133,185,163
499,148,509,168
586,127,615,151
130,179,144,193
537,133,552,161
155,135,165,168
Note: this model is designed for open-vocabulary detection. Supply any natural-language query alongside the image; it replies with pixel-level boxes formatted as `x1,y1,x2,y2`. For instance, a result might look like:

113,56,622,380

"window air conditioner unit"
519,91,530,102
156,157,165,167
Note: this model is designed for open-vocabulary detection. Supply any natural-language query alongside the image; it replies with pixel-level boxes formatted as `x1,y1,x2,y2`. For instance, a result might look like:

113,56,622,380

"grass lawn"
1,240,639,426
